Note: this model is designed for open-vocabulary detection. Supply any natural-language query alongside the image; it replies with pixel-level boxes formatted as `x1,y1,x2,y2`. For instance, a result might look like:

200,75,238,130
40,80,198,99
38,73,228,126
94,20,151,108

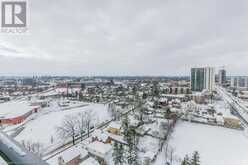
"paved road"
216,86,248,127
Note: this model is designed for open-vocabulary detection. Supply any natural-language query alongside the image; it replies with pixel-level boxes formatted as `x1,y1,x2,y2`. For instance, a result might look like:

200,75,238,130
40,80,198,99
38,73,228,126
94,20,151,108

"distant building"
191,68,205,92
191,67,215,92
21,78,36,86
218,69,226,85
231,76,248,89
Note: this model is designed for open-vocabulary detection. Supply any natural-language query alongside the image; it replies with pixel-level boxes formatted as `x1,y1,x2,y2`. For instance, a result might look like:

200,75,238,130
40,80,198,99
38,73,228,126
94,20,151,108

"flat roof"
0,101,38,119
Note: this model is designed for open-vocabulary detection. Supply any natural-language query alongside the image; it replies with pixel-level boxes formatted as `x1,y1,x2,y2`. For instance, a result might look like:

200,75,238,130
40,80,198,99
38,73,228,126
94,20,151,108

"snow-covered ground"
213,100,233,117
15,103,110,151
138,135,160,163
169,121,248,165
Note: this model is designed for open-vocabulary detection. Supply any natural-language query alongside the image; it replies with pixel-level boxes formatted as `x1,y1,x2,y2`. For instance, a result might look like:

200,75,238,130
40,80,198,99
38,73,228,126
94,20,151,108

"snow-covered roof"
79,157,100,165
107,133,127,145
107,122,122,129
0,101,39,119
92,130,109,142
47,145,88,165
87,141,112,158
216,115,224,123
222,115,240,120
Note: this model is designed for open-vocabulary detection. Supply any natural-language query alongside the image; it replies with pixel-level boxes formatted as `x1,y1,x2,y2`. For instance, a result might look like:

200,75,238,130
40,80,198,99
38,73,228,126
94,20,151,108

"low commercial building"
0,101,40,125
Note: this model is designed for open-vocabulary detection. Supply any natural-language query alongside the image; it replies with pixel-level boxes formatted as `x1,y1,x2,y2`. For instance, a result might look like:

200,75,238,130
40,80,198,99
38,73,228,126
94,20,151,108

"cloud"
0,0,248,76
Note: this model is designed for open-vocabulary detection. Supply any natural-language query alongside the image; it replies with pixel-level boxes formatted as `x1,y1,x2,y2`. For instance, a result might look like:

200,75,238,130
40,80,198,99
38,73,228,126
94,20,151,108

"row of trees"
56,111,95,145
108,103,122,121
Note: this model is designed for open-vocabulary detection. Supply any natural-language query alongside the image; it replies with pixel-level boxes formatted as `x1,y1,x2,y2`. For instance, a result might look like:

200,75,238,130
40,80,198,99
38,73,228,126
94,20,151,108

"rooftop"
87,141,112,158
79,157,100,165
47,144,88,165
0,101,39,119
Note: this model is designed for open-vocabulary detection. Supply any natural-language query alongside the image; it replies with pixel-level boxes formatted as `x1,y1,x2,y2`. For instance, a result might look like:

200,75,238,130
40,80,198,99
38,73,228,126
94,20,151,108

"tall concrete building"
191,67,215,92
218,69,226,85
191,68,205,92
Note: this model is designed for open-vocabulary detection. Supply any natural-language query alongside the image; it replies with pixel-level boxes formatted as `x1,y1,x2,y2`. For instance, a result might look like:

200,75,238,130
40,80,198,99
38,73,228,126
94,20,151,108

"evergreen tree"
191,151,200,165
142,93,148,100
181,155,191,165
125,128,139,165
122,116,129,139
119,143,124,164
113,142,124,165
113,142,119,165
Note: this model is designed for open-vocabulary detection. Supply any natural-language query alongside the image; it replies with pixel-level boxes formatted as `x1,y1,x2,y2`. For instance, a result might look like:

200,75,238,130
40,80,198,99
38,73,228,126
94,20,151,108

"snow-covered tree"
108,103,121,121
125,128,139,165
191,151,200,165
113,142,124,165
181,155,191,165
77,112,87,141
122,116,129,138
84,110,95,137
21,140,43,157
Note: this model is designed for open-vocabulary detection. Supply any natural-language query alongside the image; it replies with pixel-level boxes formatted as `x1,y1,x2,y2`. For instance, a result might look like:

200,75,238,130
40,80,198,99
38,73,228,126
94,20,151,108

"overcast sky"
0,0,248,76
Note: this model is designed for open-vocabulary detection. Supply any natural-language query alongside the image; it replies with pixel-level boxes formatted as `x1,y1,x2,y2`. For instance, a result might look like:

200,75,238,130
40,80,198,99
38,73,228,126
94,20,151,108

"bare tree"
21,140,43,157
56,114,78,145
162,144,178,165
77,112,87,141
169,147,175,165
108,103,121,120
84,110,95,137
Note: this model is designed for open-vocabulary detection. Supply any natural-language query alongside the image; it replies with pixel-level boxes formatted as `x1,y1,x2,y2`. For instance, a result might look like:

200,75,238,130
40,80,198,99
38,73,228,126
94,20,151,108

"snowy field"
15,103,110,150
169,121,248,165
